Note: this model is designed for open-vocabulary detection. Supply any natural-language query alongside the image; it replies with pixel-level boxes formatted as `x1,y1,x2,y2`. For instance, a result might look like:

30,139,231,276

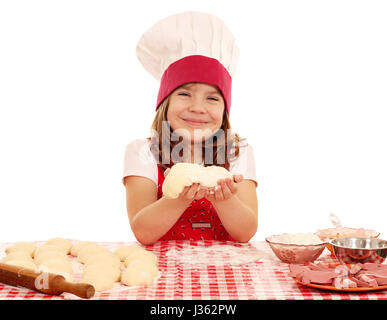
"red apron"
157,164,235,241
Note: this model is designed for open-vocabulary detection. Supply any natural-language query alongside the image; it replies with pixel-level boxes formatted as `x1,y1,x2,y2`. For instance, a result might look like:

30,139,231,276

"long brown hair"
147,93,247,172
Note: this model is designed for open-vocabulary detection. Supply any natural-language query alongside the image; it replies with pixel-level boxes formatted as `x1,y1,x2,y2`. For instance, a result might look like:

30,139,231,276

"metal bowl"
316,228,380,254
330,237,387,264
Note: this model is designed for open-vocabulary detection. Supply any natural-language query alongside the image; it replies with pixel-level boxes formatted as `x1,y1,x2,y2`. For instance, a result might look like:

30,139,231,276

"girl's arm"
207,178,258,242
124,175,206,245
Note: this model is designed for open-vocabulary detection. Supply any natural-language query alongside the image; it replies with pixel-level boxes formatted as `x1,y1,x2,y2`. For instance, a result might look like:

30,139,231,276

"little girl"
122,11,258,244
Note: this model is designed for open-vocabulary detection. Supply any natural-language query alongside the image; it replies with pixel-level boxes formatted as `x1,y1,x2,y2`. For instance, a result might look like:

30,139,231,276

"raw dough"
34,251,68,265
37,265,73,282
2,251,34,262
123,250,158,267
83,264,121,282
4,259,37,271
70,241,96,257
45,238,72,254
82,270,117,292
84,252,121,269
34,245,67,257
37,258,73,275
126,260,159,277
162,163,233,199
114,245,147,262
121,263,158,286
5,242,36,257
77,245,110,264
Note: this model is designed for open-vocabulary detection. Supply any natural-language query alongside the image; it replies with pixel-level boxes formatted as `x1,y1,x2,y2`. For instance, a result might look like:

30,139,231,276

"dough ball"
83,264,121,282
34,251,68,265
45,238,72,254
114,245,147,262
2,251,33,262
37,264,73,282
82,270,116,292
126,260,159,277
34,244,67,257
162,163,233,199
4,259,37,271
84,252,121,268
121,263,158,286
5,242,36,257
123,250,158,267
70,241,96,257
162,163,202,199
77,245,110,264
37,258,73,275
202,165,233,188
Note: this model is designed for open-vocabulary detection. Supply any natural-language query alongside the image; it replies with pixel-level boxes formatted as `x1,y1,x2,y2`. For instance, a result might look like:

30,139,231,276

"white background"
0,0,386,242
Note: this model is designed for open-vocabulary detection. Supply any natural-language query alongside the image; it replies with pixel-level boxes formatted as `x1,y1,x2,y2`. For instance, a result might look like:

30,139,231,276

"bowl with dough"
265,233,328,264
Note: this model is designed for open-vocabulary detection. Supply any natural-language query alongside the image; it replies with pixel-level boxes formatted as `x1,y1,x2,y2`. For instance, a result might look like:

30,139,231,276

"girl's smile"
181,117,209,127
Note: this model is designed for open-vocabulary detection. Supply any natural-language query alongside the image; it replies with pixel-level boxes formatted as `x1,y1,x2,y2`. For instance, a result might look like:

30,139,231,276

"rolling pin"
0,262,95,299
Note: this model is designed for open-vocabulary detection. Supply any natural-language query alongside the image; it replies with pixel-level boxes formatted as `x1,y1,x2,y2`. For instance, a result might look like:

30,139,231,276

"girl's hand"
206,174,243,202
179,183,209,201
164,168,209,202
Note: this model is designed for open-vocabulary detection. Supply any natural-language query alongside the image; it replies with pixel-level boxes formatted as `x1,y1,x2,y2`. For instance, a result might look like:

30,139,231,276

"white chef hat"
136,11,239,115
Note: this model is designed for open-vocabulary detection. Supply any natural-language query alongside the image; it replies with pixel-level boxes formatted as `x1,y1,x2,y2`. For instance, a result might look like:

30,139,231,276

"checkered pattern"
332,247,385,264
1,240,387,300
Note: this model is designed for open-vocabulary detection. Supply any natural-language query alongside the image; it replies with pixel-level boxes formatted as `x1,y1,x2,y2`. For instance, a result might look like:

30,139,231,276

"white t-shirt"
122,139,258,187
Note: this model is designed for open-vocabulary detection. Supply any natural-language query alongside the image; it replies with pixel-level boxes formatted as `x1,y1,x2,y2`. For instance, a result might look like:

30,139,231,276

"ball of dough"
2,251,34,262
123,250,158,267
78,245,110,264
126,260,159,277
4,259,37,271
34,244,67,257
37,258,73,275
70,241,96,257
162,163,233,199
45,238,72,254
121,263,158,286
114,245,147,262
84,252,121,268
203,165,234,187
37,264,73,282
83,264,121,282
5,242,36,257
82,270,116,292
34,251,68,265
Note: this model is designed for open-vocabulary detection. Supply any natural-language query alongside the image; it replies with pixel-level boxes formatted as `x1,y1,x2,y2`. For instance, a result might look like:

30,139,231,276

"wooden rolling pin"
0,262,95,299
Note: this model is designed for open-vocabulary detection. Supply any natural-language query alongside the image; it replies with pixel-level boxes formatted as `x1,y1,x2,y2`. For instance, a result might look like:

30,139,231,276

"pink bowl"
265,234,328,264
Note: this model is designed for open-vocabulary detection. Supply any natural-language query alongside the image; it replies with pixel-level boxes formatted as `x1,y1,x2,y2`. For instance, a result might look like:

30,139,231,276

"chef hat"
136,11,239,115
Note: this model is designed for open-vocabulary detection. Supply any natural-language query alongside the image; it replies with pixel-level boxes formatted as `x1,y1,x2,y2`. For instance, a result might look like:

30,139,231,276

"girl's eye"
177,92,218,101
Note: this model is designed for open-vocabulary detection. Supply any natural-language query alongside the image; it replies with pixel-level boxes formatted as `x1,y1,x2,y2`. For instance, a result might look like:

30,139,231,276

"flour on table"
165,244,267,266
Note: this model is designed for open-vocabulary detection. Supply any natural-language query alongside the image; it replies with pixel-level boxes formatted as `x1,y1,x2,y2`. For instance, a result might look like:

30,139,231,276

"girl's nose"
188,97,206,113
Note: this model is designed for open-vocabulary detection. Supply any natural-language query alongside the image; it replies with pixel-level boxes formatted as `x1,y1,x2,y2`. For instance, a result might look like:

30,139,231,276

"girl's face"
167,82,225,143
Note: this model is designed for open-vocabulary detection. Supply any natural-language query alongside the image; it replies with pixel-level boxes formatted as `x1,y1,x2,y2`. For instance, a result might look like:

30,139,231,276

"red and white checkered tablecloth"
1,240,387,300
